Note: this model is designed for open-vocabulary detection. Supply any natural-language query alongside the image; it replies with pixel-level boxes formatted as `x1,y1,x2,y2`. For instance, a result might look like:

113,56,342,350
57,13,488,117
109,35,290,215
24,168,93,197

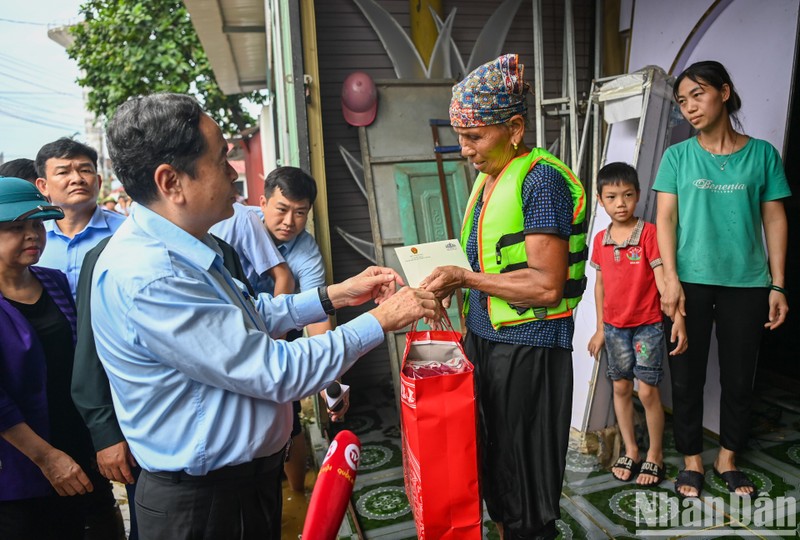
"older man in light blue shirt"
94,203,384,472
34,138,126,298
93,93,437,540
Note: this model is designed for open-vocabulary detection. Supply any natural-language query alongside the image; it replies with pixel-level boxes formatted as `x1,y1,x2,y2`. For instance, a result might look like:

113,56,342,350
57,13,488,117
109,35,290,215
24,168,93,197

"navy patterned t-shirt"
464,162,575,350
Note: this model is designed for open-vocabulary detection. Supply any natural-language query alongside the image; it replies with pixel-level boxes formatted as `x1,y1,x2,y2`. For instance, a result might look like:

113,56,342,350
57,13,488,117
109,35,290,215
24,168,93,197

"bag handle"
410,309,457,335
404,311,471,370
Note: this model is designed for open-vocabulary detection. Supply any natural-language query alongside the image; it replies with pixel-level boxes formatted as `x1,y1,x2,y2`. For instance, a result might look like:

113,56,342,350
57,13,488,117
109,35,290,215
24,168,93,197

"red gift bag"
399,322,482,539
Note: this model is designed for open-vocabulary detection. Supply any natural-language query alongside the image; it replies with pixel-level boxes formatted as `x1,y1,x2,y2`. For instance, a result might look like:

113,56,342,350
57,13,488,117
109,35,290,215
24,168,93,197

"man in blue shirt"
34,138,126,298
258,166,333,493
210,201,295,296
32,138,127,535
93,93,438,540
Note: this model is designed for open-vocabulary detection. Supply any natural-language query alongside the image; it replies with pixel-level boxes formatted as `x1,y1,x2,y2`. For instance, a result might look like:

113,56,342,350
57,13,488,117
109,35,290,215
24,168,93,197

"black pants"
669,283,769,455
125,466,141,540
464,332,572,540
135,451,285,540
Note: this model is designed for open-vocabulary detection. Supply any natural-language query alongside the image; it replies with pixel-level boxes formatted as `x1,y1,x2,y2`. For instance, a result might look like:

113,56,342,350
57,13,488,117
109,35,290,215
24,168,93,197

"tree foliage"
67,0,264,134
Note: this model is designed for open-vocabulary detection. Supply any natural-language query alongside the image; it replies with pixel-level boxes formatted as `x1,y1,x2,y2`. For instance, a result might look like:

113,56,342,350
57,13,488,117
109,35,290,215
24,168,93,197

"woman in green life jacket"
421,53,587,540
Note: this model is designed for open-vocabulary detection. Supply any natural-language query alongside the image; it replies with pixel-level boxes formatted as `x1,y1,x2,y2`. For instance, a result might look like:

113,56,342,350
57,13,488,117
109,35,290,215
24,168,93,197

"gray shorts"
603,321,665,386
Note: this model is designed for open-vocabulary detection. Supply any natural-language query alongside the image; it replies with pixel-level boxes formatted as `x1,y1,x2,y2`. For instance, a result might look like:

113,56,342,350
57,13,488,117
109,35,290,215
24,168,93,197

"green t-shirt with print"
653,137,791,287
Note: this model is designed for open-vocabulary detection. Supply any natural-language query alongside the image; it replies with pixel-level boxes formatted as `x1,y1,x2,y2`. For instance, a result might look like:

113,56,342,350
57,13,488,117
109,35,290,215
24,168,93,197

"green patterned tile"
582,484,678,536
703,458,796,499
351,477,412,531
334,408,385,438
358,439,404,473
556,509,590,539
760,441,800,471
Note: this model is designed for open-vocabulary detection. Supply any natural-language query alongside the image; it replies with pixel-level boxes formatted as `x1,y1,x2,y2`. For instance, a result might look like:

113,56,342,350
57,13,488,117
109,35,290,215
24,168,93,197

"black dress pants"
135,450,285,540
669,283,769,455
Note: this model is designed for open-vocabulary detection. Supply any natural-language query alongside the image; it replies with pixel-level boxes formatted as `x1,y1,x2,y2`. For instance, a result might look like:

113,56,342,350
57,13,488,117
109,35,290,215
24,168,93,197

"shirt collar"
44,205,109,235
131,204,222,270
278,234,300,256
601,217,645,247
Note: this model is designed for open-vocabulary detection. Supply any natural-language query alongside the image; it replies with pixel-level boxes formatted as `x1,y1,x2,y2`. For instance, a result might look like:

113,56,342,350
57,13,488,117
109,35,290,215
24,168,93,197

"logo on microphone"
323,440,338,465
345,444,361,470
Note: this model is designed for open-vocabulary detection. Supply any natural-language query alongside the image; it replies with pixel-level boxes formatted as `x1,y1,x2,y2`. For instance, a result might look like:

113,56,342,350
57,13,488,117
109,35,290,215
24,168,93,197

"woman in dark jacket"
0,177,120,539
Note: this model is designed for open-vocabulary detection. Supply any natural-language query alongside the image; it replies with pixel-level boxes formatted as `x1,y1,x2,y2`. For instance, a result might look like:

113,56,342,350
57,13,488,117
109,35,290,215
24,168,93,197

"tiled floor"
113,383,800,539
320,382,800,539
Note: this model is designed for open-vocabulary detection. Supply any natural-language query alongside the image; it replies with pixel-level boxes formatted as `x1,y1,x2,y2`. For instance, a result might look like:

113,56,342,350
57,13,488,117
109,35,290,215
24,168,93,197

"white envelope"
394,239,472,288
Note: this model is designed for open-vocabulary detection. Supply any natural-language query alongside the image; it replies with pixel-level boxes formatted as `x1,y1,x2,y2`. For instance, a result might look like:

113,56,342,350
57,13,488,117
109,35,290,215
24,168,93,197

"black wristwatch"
318,285,336,315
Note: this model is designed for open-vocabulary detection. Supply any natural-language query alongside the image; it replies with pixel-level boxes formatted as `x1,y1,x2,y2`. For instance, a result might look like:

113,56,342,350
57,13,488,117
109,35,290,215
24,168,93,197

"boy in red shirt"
588,162,687,486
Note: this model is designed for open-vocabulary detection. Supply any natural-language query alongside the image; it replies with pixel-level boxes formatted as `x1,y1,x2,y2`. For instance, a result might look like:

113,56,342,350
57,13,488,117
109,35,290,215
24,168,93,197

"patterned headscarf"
449,54,530,128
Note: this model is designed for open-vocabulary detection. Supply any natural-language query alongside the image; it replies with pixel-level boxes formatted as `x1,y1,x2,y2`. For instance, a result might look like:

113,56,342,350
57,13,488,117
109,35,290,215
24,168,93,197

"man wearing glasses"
35,138,126,299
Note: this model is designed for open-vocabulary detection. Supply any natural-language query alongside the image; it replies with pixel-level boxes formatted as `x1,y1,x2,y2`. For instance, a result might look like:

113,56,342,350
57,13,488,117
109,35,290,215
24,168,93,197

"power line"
0,91,76,96
0,96,84,123
0,69,81,98
0,55,82,93
0,17,48,26
0,55,83,93
0,108,80,131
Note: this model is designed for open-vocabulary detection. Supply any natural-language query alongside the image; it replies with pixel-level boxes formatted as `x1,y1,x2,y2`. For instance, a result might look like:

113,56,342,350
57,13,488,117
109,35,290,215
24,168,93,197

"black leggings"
669,283,769,455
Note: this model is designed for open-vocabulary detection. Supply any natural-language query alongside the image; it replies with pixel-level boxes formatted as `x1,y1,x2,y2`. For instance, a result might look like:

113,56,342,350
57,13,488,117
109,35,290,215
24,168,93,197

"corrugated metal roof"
184,0,267,94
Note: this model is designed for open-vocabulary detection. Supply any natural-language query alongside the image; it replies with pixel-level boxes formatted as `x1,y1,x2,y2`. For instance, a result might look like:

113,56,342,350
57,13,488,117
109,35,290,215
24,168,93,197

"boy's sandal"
611,456,641,482
637,461,665,486
714,468,757,499
675,469,704,499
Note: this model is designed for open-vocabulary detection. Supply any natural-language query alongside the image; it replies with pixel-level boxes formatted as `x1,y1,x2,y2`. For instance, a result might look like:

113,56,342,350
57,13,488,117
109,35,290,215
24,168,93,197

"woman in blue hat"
0,177,117,539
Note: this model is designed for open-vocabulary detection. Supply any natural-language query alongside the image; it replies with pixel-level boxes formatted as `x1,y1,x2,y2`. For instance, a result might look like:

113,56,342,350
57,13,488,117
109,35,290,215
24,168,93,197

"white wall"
571,0,800,434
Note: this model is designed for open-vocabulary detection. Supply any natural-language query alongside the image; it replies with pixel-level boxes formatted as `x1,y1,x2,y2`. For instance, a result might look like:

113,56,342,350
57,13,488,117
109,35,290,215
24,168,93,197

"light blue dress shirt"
257,230,326,295
38,206,126,298
209,202,284,292
91,204,385,475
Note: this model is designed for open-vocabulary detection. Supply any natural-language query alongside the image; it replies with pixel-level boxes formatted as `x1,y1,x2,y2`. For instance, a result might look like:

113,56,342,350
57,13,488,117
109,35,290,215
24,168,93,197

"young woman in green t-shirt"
654,60,791,500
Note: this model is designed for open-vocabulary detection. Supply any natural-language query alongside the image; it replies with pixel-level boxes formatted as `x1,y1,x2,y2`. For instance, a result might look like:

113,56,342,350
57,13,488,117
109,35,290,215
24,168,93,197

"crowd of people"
0,54,789,540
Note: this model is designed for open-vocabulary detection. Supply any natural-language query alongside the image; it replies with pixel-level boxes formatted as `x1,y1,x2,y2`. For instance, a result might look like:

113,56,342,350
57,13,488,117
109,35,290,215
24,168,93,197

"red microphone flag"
302,430,361,540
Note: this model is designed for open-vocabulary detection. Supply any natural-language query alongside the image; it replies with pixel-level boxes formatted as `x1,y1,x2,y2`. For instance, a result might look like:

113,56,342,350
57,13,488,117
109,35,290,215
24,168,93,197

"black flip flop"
611,455,641,482
714,468,757,499
675,469,704,499
637,461,665,486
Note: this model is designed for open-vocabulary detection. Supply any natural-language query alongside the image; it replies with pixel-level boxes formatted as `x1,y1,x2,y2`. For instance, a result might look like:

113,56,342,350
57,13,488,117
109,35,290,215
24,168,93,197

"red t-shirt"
590,219,663,328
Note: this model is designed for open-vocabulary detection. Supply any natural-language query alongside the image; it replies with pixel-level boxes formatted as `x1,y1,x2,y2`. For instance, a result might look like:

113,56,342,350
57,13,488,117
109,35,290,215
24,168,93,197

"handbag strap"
410,310,461,343
404,310,472,372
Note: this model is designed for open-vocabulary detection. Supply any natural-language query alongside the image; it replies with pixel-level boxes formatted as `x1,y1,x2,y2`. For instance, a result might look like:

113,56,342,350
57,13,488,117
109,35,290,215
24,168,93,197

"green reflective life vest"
460,149,587,329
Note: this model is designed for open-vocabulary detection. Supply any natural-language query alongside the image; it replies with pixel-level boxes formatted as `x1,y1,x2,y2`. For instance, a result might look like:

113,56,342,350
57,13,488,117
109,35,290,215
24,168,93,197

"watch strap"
318,285,336,315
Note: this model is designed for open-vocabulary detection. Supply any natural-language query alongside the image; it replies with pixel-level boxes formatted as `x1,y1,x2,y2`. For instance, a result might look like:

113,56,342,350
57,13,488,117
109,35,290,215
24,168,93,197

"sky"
0,1,87,163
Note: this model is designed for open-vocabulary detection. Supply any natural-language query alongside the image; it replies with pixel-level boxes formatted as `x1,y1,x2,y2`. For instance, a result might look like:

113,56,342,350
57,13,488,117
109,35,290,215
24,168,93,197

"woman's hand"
419,265,468,300
40,447,94,496
669,313,689,355
660,277,685,318
765,290,788,330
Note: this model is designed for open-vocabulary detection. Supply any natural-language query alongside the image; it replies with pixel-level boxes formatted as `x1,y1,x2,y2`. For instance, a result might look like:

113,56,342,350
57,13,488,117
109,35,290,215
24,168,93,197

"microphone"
324,381,350,414
302,430,361,540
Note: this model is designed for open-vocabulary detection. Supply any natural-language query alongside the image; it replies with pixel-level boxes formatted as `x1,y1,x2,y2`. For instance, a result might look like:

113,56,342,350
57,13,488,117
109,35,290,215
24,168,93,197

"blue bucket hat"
0,177,64,222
